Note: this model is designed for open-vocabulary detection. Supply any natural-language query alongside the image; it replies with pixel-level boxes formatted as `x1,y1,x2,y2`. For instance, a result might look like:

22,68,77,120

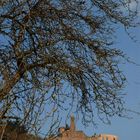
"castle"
0,116,118,140
54,116,118,140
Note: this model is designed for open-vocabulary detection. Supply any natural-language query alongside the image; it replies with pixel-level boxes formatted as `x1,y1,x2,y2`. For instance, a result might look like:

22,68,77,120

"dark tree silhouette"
0,0,139,137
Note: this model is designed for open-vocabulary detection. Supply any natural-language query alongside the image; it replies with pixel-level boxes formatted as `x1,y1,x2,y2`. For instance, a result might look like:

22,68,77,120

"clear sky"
56,26,140,140
74,20,140,140
44,2,140,139
55,2,140,140
0,1,139,140
74,1,140,139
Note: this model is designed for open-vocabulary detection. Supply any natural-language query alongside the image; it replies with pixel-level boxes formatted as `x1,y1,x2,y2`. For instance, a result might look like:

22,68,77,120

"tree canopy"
0,0,139,136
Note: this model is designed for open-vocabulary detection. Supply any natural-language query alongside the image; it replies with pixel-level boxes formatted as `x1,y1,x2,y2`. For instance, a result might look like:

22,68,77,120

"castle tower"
70,115,76,131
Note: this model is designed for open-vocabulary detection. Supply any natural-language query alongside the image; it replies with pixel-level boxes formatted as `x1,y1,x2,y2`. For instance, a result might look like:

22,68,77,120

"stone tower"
70,115,75,131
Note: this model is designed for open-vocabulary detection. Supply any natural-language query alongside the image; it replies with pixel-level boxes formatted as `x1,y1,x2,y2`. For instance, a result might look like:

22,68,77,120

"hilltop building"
54,116,118,140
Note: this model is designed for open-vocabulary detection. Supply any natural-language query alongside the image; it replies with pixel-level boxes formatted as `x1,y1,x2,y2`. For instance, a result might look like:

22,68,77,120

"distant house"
52,116,118,140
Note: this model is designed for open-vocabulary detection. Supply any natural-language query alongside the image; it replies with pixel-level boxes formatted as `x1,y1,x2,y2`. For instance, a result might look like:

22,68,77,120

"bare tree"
0,0,139,137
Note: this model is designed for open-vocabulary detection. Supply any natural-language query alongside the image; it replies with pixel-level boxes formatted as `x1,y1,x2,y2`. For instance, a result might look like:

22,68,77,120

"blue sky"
76,2,140,139
43,2,140,139
0,1,139,140
54,2,140,139
74,22,140,140
55,26,140,140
